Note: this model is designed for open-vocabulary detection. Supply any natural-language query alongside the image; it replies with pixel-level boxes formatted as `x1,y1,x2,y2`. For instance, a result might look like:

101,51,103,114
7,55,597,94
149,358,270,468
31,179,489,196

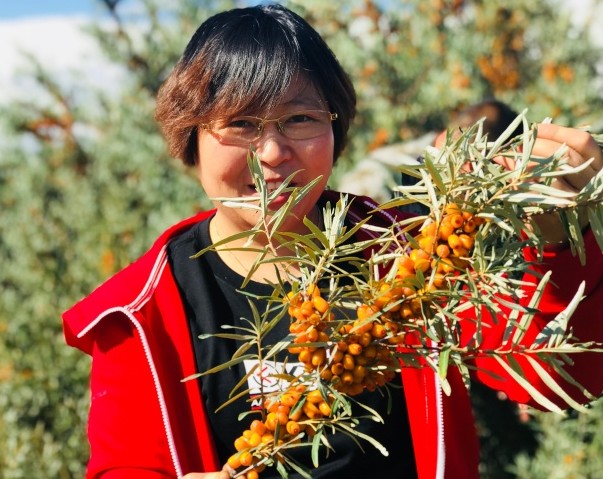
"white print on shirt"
243,359,305,409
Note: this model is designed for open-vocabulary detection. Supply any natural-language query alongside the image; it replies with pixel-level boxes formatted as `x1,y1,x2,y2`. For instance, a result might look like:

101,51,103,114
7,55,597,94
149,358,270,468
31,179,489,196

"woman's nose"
254,124,292,166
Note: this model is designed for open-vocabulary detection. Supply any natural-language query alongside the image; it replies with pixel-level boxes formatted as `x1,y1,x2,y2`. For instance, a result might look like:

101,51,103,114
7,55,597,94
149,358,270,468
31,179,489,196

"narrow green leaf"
534,281,585,348
493,355,564,413
523,356,589,412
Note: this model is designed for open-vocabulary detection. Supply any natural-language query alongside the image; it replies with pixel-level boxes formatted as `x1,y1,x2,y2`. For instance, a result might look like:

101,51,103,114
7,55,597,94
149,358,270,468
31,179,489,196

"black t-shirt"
167,217,417,478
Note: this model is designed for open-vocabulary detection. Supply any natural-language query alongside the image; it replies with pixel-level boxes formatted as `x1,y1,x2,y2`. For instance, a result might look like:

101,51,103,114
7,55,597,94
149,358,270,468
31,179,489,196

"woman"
63,4,603,479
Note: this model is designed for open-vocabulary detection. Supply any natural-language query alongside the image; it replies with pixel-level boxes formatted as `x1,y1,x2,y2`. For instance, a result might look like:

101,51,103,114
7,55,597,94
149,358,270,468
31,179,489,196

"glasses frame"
200,109,338,146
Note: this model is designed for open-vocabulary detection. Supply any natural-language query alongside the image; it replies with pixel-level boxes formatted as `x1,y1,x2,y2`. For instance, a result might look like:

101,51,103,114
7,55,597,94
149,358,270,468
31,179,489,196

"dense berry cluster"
226,204,482,477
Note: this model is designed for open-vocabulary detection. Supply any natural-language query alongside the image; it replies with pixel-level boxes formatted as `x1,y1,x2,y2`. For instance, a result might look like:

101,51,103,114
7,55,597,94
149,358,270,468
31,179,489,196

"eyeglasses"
200,109,338,146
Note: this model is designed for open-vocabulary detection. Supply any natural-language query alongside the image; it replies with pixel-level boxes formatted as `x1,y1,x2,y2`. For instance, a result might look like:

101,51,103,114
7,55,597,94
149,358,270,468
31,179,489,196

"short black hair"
455,99,521,140
155,4,356,165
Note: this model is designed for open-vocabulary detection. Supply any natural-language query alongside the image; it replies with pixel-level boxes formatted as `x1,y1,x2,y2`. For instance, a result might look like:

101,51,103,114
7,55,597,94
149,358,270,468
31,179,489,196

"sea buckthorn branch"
191,117,603,478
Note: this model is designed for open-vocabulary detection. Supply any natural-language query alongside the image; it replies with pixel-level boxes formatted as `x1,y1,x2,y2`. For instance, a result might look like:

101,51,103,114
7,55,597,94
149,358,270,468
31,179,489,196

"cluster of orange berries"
286,285,398,396
398,203,484,286
226,385,330,479
226,204,482,478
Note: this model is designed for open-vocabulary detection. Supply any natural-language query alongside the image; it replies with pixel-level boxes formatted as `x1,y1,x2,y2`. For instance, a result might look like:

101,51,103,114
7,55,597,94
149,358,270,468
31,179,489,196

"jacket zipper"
77,249,184,478
434,372,446,479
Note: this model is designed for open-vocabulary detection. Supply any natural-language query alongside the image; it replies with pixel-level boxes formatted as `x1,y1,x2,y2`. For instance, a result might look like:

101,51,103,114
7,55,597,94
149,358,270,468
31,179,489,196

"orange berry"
341,371,354,385
276,410,289,426
413,258,431,273
281,392,299,408
320,369,334,381
462,218,476,233
353,318,373,334
371,323,387,339
422,222,437,237
239,451,253,467
306,327,319,342
307,283,320,298
234,436,250,452
297,349,312,365
459,234,474,250
331,349,344,363
348,343,363,356
265,412,278,432
449,213,464,229
445,203,461,215
331,362,344,376
300,300,314,317
447,234,461,250
307,389,324,404
312,296,329,314
302,401,321,419
343,354,356,370
247,470,260,479
400,303,414,319
438,223,454,241
318,401,332,416
311,349,327,367
397,266,414,278
248,431,261,447
440,258,456,274
410,248,429,262
286,420,301,435
359,332,372,347
452,246,469,258
357,303,378,321
433,273,446,288
418,235,436,254
347,382,364,396
363,344,378,360
288,407,303,422
352,365,367,383
339,324,353,335
227,453,242,470
435,244,450,258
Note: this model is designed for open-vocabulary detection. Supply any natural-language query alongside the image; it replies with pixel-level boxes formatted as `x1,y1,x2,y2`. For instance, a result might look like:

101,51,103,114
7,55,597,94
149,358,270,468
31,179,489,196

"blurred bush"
0,0,601,477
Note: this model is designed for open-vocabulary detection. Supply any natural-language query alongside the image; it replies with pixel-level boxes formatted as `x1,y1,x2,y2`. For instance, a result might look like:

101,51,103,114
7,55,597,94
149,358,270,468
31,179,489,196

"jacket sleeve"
85,313,178,478
468,227,603,408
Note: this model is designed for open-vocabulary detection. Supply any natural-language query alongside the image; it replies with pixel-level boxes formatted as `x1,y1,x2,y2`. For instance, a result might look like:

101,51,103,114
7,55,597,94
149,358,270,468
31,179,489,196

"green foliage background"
0,0,601,477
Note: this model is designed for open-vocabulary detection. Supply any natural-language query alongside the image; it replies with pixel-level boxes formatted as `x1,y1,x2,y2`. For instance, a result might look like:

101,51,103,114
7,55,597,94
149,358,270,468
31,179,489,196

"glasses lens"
212,117,262,145
279,110,334,140
209,110,335,146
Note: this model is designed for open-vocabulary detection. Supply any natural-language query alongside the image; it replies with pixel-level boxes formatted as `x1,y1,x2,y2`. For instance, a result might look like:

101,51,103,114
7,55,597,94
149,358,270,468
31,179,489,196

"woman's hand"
531,123,602,193
182,467,232,479
492,123,601,246
530,124,601,246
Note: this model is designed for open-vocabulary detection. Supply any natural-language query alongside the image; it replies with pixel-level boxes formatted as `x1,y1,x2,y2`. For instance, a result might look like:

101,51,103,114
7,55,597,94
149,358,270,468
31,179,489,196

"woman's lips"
246,180,293,195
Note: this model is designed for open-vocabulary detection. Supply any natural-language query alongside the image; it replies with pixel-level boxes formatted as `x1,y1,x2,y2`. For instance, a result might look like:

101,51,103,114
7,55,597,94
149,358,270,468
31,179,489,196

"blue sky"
0,1,131,104
0,0,99,19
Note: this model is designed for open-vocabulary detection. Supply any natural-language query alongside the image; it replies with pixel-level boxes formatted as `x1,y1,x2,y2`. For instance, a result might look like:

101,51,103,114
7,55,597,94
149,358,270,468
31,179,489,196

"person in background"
62,5,603,479
339,99,522,207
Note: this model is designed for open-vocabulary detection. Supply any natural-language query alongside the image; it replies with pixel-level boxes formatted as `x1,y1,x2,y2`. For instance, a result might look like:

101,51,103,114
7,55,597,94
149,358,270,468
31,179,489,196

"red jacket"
63,192,603,479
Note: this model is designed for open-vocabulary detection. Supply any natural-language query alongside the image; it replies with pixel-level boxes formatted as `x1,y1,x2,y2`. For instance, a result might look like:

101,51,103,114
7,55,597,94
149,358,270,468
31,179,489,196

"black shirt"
167,217,417,478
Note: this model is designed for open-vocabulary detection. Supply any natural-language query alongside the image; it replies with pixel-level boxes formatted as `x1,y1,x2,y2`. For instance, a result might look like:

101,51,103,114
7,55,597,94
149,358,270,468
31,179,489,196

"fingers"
531,138,598,191
532,123,602,191
535,123,603,170
182,472,231,479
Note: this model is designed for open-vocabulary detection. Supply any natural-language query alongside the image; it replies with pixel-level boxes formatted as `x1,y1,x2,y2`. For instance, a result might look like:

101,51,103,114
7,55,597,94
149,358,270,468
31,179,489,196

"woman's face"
196,78,334,239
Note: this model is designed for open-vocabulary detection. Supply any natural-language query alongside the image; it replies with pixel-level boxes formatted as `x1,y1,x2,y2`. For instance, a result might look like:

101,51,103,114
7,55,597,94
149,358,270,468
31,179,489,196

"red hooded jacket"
63,192,603,479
